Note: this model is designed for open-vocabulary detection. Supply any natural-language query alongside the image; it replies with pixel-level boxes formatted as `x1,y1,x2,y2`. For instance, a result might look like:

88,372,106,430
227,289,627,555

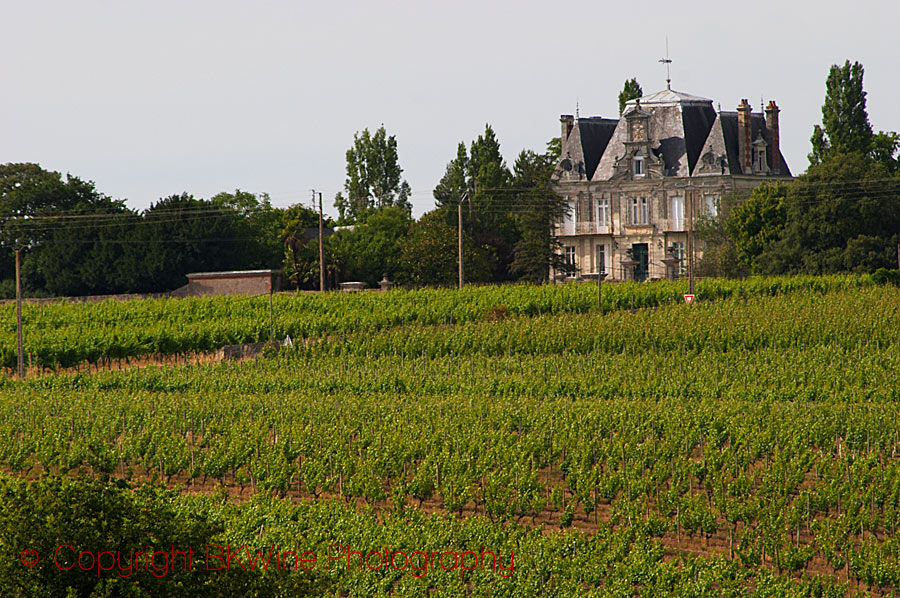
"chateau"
551,88,792,281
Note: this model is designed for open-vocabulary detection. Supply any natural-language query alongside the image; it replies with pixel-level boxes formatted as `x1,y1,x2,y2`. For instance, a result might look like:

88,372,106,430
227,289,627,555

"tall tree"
431,125,515,281
510,141,571,282
0,163,136,296
467,125,516,280
432,142,469,209
334,126,411,223
808,61,873,166
618,78,643,115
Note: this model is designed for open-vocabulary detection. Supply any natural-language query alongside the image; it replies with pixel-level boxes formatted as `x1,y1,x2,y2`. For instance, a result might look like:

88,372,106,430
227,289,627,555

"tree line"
699,60,900,277
0,126,566,298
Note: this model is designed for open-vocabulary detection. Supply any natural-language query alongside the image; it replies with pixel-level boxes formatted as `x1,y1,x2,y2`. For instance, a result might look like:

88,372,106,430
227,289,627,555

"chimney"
765,100,781,174
560,115,574,145
737,99,753,173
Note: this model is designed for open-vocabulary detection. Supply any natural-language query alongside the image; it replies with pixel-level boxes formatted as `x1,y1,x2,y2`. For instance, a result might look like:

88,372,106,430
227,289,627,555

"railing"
574,222,611,234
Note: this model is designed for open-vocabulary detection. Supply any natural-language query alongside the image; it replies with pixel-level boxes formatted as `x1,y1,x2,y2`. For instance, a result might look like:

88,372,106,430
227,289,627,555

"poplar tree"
808,60,873,165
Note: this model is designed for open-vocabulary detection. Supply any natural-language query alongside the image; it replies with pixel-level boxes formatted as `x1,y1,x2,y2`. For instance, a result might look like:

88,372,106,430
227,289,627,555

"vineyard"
0,274,873,369
1,277,899,596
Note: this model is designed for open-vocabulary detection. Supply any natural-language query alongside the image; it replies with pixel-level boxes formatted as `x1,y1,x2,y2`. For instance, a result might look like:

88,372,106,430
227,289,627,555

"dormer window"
752,135,768,174
633,151,645,177
756,147,767,172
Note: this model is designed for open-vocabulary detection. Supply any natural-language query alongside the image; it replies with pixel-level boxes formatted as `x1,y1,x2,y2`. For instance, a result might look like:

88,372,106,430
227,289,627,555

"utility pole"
318,192,325,292
15,247,24,378
597,271,607,314
268,285,275,344
458,192,465,289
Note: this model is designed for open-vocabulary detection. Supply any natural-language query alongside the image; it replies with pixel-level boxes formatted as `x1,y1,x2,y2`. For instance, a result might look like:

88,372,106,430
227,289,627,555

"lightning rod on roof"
659,37,672,90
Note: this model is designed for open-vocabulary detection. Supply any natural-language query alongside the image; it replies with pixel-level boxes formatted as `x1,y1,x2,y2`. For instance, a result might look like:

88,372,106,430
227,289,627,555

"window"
595,244,607,274
756,148,767,172
705,196,718,218
564,246,576,270
597,198,609,226
671,242,686,275
630,197,648,225
670,195,684,230
577,197,594,223
633,151,644,176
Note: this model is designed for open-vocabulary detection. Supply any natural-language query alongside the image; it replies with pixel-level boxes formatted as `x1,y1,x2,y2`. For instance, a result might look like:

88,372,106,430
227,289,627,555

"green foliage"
761,154,899,274
327,206,412,286
871,130,900,174
280,203,325,289
0,165,293,297
0,475,329,596
808,60,873,165
129,193,258,292
0,277,894,595
0,273,873,369
0,163,137,296
510,143,570,282
210,189,285,269
724,153,900,275
725,182,788,271
618,78,643,115
432,142,469,209
807,59,899,172
393,209,493,286
871,268,900,285
334,126,411,223
432,125,519,282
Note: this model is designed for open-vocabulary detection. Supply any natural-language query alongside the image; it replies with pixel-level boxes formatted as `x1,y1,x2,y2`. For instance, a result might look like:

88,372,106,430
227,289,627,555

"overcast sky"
3,0,898,218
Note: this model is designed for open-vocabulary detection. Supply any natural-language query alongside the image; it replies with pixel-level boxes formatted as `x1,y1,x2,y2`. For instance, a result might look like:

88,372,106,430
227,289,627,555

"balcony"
574,222,610,235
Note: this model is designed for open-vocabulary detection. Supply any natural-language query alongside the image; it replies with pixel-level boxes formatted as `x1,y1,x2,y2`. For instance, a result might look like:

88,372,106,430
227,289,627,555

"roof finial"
659,36,672,90
575,98,580,120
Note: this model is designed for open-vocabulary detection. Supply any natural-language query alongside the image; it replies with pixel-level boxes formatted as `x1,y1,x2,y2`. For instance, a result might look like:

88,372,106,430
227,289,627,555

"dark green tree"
334,126,411,222
724,182,789,271
510,141,571,282
432,142,469,209
755,154,900,274
326,205,412,286
618,78,643,115
210,189,285,268
808,61,873,166
0,475,328,597
0,163,137,297
280,203,325,289
871,131,900,174
129,193,254,292
393,210,493,286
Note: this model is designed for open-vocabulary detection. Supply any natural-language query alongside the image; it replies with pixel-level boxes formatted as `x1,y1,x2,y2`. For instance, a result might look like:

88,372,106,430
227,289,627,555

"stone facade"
552,89,792,281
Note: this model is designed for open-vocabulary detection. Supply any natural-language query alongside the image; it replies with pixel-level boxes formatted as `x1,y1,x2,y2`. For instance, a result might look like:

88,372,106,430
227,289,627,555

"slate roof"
716,112,792,176
554,116,618,181
557,88,791,181
577,118,618,180
626,88,713,106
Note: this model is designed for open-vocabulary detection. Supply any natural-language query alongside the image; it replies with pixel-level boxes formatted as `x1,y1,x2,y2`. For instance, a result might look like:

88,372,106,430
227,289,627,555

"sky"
2,0,898,219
